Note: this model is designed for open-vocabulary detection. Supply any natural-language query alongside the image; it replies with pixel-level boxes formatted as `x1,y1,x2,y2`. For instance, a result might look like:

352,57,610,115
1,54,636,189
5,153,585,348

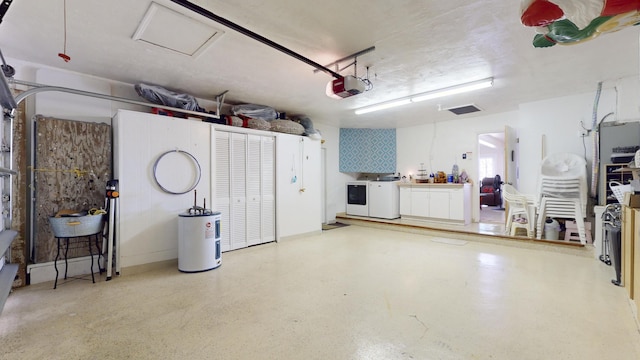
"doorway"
478,132,505,224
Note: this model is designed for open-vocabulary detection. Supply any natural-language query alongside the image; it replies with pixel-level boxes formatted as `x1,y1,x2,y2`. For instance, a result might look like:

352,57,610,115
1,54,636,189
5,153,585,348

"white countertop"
397,182,470,188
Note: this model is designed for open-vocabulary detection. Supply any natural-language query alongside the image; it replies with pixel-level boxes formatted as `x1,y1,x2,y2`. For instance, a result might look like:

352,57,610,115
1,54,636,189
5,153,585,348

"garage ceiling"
0,0,638,128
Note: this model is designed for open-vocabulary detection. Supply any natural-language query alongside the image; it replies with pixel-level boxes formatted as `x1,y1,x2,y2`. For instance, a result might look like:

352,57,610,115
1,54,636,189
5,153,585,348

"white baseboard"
27,255,102,285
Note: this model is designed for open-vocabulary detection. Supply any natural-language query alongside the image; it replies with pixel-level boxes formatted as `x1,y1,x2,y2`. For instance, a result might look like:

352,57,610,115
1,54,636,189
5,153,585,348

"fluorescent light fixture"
354,99,411,115
411,78,493,103
355,77,493,115
479,139,496,148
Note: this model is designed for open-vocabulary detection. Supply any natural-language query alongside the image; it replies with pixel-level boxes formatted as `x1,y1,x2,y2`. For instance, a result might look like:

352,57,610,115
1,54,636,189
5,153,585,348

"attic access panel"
132,2,224,57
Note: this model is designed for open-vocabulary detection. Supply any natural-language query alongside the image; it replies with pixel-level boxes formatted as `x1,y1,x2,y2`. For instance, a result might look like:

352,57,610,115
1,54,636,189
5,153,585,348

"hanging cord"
58,0,70,62
291,154,297,183
589,81,603,198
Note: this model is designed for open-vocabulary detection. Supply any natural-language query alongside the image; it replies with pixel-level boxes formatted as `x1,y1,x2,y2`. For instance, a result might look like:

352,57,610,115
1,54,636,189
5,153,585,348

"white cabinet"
399,187,412,216
114,110,212,268
399,184,471,224
214,130,275,251
429,188,450,220
275,135,322,239
411,188,430,218
449,187,465,221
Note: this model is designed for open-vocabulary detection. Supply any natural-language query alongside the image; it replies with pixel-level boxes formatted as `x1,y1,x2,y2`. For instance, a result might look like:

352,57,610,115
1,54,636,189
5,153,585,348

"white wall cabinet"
214,130,275,251
276,134,322,239
112,110,319,270
398,183,471,224
114,110,212,269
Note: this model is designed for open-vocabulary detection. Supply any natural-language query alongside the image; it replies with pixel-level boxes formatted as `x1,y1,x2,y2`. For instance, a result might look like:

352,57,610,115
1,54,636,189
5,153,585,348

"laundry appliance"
346,181,369,216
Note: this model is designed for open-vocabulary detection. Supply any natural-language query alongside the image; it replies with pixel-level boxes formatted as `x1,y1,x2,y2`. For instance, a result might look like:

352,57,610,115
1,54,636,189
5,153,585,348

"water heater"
178,211,222,272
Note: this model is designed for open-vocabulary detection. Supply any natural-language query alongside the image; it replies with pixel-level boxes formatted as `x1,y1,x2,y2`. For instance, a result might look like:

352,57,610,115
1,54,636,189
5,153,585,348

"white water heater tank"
178,211,222,272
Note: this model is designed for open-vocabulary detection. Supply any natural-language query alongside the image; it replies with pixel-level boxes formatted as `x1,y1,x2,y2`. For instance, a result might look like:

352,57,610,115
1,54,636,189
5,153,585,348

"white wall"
392,88,620,222
396,111,517,221
612,76,640,122
518,89,617,195
313,123,356,223
6,57,639,230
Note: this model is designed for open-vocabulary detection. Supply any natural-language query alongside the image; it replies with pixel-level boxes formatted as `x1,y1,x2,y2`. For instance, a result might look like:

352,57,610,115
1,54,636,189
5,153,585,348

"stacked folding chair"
535,153,588,244
503,184,537,238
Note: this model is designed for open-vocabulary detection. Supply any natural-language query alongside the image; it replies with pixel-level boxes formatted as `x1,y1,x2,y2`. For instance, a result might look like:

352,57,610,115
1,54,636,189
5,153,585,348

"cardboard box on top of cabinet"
623,192,640,208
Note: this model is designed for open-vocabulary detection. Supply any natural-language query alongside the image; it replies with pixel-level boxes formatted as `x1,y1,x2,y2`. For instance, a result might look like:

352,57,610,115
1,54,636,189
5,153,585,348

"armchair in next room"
479,176,502,207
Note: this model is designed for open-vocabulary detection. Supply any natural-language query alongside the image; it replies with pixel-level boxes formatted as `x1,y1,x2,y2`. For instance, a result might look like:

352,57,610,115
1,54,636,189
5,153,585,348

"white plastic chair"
503,184,536,238
536,153,588,244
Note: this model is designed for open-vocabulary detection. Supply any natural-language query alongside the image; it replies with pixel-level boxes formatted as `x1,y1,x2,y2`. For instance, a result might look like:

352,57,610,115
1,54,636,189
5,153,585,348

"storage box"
623,193,640,208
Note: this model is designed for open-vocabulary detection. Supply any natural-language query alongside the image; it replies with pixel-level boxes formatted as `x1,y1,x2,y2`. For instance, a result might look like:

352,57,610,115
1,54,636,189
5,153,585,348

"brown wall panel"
33,116,111,263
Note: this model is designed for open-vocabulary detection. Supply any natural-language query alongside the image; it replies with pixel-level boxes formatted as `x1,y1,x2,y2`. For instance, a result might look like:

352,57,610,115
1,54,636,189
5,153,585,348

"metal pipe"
11,80,220,119
170,0,343,79
313,46,376,74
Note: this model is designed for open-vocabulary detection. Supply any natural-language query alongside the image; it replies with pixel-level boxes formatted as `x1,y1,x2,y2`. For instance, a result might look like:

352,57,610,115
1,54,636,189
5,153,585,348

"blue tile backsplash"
339,128,396,173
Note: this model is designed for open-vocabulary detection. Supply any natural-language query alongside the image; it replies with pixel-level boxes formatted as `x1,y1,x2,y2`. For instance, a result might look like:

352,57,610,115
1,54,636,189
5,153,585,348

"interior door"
504,125,519,188
231,133,247,250
261,136,275,242
214,130,231,252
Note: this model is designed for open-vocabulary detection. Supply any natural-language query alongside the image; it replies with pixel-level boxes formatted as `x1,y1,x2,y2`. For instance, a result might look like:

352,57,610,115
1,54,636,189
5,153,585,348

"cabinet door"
214,131,232,251
261,136,275,242
400,187,411,216
411,188,429,217
246,135,262,246
429,189,450,219
449,188,464,220
231,133,247,250
623,206,635,298
634,210,640,319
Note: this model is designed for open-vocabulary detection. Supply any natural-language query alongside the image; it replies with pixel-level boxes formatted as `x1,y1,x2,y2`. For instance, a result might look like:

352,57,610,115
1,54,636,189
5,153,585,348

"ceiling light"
354,99,412,115
354,77,493,115
411,78,493,103
479,139,496,148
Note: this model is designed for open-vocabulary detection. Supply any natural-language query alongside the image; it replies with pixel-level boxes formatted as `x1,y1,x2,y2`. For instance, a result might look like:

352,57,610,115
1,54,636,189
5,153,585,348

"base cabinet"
399,183,471,224
623,206,635,299
429,189,450,220
399,187,412,216
411,188,430,218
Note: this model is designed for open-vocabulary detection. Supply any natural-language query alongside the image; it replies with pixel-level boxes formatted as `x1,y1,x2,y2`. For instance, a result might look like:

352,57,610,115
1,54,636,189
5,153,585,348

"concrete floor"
1,225,640,359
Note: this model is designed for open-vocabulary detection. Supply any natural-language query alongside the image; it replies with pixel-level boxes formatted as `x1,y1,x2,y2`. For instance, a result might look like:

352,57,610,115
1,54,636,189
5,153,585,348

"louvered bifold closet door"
246,135,262,246
231,133,247,250
261,136,275,242
215,131,232,251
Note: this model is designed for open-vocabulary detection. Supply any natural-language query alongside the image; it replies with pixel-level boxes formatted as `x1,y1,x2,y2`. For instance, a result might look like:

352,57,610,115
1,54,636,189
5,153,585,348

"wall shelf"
0,263,17,313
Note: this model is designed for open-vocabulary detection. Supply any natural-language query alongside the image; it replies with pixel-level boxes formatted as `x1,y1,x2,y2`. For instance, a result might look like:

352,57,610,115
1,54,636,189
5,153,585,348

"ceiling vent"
132,2,224,57
446,104,482,115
